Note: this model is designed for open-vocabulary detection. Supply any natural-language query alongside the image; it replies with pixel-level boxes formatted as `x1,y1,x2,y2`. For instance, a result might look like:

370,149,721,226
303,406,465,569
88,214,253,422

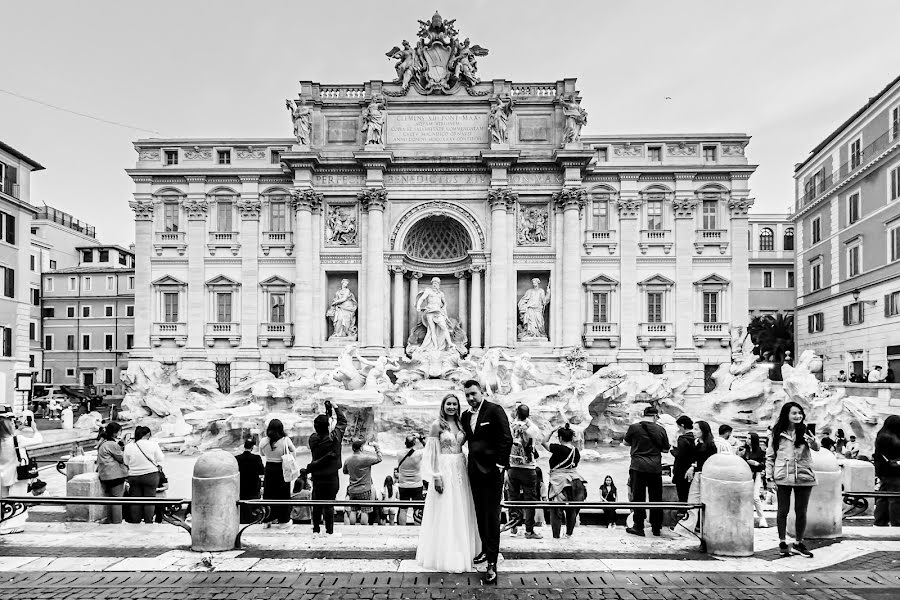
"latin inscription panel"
386,113,489,145
518,116,551,142
326,119,359,143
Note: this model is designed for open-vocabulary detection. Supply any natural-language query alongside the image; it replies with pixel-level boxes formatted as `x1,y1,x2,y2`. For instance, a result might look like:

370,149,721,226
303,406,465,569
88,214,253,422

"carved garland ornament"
137,149,160,161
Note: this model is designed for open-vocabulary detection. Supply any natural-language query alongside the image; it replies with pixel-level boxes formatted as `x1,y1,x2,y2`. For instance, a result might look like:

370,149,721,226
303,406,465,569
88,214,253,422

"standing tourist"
307,400,347,536
675,420,717,536
671,415,696,503
0,407,42,535
259,419,296,526
844,435,860,459
235,438,264,523
343,438,383,525
869,365,886,383
835,429,848,455
542,423,587,539
96,422,128,524
123,426,164,524
715,424,736,454
624,406,670,537
874,415,900,527
396,433,425,526
599,475,618,528
507,404,543,539
381,475,398,525
766,402,819,557
745,432,769,528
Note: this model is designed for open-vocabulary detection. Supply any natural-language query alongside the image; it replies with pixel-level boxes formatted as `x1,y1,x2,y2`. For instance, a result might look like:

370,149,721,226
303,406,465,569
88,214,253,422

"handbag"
136,441,168,492
14,436,39,480
281,439,300,483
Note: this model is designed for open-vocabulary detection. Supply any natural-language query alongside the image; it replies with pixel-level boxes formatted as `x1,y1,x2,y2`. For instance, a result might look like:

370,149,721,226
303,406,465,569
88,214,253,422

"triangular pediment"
694,273,731,286
638,274,675,287
583,274,619,288
151,275,186,287
205,274,241,287
259,275,294,288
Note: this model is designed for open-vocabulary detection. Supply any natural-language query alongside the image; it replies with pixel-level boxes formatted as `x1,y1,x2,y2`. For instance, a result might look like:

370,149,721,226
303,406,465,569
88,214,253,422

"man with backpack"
507,404,543,539
624,406,671,537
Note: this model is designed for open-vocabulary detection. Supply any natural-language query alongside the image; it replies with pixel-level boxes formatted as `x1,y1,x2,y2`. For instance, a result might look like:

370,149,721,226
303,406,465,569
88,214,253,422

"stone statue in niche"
489,95,513,144
517,206,549,245
325,205,357,245
285,98,312,146
360,96,385,145
518,278,551,341
561,94,588,144
327,279,358,340
407,277,468,357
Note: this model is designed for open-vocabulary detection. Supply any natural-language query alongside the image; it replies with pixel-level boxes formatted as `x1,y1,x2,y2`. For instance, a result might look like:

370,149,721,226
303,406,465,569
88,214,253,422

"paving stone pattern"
1,572,899,600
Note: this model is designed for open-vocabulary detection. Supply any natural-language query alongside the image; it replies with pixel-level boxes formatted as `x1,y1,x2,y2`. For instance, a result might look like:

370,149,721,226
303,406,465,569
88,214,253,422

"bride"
415,393,481,572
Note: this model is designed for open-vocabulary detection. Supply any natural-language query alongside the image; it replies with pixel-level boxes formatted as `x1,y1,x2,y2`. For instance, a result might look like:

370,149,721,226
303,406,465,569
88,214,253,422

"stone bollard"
842,459,875,516
700,454,754,557
789,450,842,539
60,407,73,429
66,472,105,522
65,453,97,481
661,482,680,528
191,450,240,552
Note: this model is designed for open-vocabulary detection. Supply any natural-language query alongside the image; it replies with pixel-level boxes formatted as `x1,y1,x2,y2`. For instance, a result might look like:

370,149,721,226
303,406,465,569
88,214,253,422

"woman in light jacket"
96,422,128,524
765,402,819,558
123,426,164,524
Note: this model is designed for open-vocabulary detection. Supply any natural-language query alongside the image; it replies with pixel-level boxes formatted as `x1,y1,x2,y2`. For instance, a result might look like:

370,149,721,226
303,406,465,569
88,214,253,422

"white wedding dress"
415,427,482,572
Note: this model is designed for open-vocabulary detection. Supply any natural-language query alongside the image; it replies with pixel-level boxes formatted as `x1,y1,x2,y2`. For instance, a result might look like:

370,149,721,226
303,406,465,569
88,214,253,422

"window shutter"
843,306,850,325
859,303,865,323
808,315,814,333
4,267,13,298
887,295,892,317
2,327,11,357
6,214,14,245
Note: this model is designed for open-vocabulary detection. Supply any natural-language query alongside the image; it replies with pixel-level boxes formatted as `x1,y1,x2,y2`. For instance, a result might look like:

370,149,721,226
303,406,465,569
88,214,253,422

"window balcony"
582,322,619,348
154,231,187,256
583,230,617,255
259,322,294,347
205,322,241,347
151,322,187,347
1,182,20,199
261,231,294,256
693,322,730,347
637,322,674,348
207,231,240,256
694,230,729,255
638,229,673,254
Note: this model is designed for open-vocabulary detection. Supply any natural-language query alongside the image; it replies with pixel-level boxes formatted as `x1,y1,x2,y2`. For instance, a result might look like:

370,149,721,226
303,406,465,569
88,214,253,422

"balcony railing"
583,229,617,255
638,322,674,348
154,231,187,256
259,322,294,347
35,206,97,238
207,231,240,256
151,322,187,347
694,229,729,255
261,231,294,256
638,229,673,254
1,182,20,199
582,322,619,348
693,322,730,347
205,322,241,347
800,127,897,207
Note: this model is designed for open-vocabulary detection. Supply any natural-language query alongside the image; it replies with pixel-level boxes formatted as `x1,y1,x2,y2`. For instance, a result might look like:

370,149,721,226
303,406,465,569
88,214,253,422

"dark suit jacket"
235,450,264,499
461,400,513,475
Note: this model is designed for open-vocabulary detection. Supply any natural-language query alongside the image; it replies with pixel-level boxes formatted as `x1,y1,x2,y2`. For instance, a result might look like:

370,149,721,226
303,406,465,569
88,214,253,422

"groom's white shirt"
468,401,483,434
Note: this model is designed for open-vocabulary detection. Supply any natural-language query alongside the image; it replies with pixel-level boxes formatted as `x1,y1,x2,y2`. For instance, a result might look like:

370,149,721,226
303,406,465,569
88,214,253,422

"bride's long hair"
439,393,462,432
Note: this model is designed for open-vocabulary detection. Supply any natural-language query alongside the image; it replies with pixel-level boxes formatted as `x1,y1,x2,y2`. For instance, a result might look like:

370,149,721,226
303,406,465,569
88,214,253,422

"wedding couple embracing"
415,379,513,584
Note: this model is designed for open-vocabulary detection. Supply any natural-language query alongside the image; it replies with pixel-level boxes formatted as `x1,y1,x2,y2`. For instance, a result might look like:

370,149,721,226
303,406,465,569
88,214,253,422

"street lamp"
851,289,878,306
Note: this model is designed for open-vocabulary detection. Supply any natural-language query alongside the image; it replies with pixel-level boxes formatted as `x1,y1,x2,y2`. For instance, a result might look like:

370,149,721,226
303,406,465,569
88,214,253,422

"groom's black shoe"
482,562,498,586
473,551,488,565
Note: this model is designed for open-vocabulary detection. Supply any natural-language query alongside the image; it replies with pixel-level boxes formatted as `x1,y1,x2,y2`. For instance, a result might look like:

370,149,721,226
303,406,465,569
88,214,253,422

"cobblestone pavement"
1,571,899,600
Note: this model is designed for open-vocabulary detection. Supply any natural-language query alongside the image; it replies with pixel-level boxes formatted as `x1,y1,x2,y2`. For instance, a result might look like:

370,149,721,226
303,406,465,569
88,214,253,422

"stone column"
237,180,261,352
391,265,406,350
456,271,468,334
184,180,209,351
359,188,388,351
408,272,421,341
728,193,754,325
487,188,516,348
291,189,322,352
553,188,586,348
616,173,642,361
128,196,154,355
470,266,483,349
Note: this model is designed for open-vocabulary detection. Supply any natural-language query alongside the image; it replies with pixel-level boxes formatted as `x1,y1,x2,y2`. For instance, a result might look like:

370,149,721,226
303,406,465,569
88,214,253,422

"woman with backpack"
542,423,587,539
766,402,819,557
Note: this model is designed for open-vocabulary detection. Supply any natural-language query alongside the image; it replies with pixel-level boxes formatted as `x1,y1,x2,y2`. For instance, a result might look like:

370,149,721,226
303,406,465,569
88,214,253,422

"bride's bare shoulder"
429,420,443,437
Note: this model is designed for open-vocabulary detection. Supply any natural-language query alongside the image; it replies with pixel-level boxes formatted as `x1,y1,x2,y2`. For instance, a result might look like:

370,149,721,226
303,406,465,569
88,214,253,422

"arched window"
783,227,794,251
759,227,775,251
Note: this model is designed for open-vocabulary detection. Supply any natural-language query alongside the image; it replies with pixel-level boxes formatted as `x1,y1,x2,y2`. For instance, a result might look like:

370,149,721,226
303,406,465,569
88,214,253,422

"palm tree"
747,313,794,380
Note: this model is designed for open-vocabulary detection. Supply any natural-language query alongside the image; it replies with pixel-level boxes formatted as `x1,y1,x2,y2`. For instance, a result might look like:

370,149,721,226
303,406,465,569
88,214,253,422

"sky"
2,0,899,246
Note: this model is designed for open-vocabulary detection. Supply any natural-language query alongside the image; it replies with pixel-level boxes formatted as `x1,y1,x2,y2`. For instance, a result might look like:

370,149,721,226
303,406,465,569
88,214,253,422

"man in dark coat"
235,438,264,523
461,379,512,586
307,400,347,535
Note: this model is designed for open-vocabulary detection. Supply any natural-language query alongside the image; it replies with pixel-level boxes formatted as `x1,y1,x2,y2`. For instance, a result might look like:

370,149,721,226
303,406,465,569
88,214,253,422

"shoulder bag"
394,448,415,479
136,441,168,491
14,436,39,480
281,438,300,483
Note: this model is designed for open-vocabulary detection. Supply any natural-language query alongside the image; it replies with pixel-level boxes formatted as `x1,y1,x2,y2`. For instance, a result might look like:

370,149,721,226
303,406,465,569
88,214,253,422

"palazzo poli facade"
127,14,757,397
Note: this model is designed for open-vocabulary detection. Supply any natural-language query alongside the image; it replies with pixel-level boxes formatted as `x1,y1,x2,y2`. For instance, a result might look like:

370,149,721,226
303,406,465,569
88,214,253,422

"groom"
461,379,512,586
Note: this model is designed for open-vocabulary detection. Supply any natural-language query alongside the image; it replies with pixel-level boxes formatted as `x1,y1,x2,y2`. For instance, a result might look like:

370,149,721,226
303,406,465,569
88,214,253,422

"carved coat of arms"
385,12,489,96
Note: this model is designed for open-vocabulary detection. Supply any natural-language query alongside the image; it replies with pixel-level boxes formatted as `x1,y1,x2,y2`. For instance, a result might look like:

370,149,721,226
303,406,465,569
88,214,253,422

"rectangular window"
891,225,900,262
104,334,113,351
163,292,179,322
891,165,900,201
1,266,14,298
646,200,663,230
591,199,608,230
703,145,717,161
2,327,12,357
82,334,90,350
0,212,16,245
648,364,664,375
65,368,74,378
848,192,860,224
270,293,285,323
66,306,75,318
270,150,281,164
886,291,900,317
68,276,76,291
105,305,114,317
848,244,861,277
648,146,662,161
126,334,134,349
29,322,36,340
164,203,179,232
592,292,608,323
82,305,91,318
269,363,285,378
50,259,56,269
216,292,233,322
217,202,232,232
128,276,135,290
812,262,823,291
43,369,51,383
30,288,40,306
42,307,54,318
270,201,287,232
217,150,231,165
812,217,821,244
807,312,824,333
849,138,862,170
66,335,74,351
106,275,114,290
99,249,109,262
787,271,795,288
44,335,53,351
118,253,127,266
702,292,718,323
701,200,717,230
83,276,91,291
104,369,113,384
82,249,93,263
126,305,134,317
165,150,178,165
844,302,864,325
44,277,53,292
763,271,773,288
596,147,608,162
647,292,663,323
30,255,35,271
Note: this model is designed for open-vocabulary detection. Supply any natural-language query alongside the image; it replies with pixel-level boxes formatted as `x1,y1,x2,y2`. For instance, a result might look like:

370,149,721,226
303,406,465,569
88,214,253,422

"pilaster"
360,187,388,351
184,176,208,352
487,187,517,348
129,192,154,357
616,173,642,360
237,176,261,354
291,188,322,354
673,173,697,350
552,187,587,348
729,192,754,324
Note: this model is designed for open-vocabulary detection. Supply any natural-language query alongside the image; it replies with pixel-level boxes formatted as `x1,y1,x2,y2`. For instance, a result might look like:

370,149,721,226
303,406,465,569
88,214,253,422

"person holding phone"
765,402,819,558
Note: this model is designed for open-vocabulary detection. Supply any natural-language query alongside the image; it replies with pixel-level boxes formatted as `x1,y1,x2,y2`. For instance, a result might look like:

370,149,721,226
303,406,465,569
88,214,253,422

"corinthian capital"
552,187,587,211
183,199,209,220
672,197,699,218
615,196,642,218
728,197,755,216
487,187,517,211
129,200,154,221
291,189,323,213
237,199,262,220
358,187,388,212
